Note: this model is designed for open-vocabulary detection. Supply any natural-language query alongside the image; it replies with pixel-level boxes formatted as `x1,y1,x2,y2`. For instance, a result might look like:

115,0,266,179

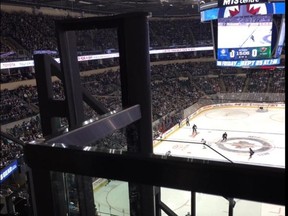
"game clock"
217,46,271,60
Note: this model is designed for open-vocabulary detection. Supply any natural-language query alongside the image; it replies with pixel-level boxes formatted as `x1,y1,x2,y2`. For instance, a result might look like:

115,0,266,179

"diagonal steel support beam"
45,105,141,146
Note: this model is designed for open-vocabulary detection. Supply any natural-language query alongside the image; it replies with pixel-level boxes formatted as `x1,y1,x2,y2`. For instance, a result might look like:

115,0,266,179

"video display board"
217,15,273,61
201,2,285,67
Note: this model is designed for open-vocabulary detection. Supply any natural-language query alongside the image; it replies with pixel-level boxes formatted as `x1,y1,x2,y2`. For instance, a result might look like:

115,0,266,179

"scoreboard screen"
217,15,273,61
201,1,285,67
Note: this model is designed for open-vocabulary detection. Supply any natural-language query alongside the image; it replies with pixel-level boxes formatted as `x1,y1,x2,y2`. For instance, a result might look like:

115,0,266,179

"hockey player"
186,117,190,126
192,124,197,134
249,148,254,159
201,138,206,149
222,132,227,142
177,118,181,127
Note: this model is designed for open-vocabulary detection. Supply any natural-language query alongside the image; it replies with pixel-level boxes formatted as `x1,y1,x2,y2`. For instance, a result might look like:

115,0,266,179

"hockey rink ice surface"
94,106,285,216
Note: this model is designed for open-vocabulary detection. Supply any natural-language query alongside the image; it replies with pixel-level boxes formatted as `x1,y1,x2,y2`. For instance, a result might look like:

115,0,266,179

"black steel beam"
23,144,285,206
117,13,154,216
117,12,153,154
33,54,68,136
158,201,178,216
45,105,141,146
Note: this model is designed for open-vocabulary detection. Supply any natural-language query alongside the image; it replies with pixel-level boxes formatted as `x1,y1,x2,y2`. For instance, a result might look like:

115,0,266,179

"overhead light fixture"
79,1,93,4
160,0,169,3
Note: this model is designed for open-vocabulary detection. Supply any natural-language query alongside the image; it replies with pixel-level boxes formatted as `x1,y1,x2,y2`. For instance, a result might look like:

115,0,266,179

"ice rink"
154,106,285,167
218,24,272,48
94,106,285,216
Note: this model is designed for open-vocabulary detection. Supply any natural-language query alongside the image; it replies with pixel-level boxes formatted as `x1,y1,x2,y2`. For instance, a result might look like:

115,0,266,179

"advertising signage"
0,160,18,184
218,0,268,7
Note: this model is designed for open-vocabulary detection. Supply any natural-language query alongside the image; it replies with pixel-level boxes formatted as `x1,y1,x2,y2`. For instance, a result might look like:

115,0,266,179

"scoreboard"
200,1,285,68
218,47,271,60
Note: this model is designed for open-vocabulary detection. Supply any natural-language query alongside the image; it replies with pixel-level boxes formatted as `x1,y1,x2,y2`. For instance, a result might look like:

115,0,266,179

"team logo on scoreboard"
260,47,267,52
221,3,268,17
218,49,230,60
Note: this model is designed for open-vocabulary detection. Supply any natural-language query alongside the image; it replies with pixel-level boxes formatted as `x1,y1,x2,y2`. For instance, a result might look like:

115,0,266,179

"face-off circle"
216,137,272,153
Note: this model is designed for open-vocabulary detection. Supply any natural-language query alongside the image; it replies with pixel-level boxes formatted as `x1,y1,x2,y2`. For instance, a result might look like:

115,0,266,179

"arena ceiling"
1,0,208,17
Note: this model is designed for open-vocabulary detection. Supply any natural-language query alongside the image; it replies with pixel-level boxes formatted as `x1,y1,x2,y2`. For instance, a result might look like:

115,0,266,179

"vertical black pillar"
32,54,69,216
155,186,162,216
56,26,95,216
118,13,155,216
191,192,196,216
27,169,55,216
34,54,67,136
228,198,235,216
56,30,84,129
118,13,153,153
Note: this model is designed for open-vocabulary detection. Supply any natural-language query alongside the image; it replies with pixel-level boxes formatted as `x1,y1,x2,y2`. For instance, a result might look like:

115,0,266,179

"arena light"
79,1,93,4
0,160,18,184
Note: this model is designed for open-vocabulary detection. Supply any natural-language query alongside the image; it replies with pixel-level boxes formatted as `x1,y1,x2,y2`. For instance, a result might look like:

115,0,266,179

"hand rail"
24,141,285,206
